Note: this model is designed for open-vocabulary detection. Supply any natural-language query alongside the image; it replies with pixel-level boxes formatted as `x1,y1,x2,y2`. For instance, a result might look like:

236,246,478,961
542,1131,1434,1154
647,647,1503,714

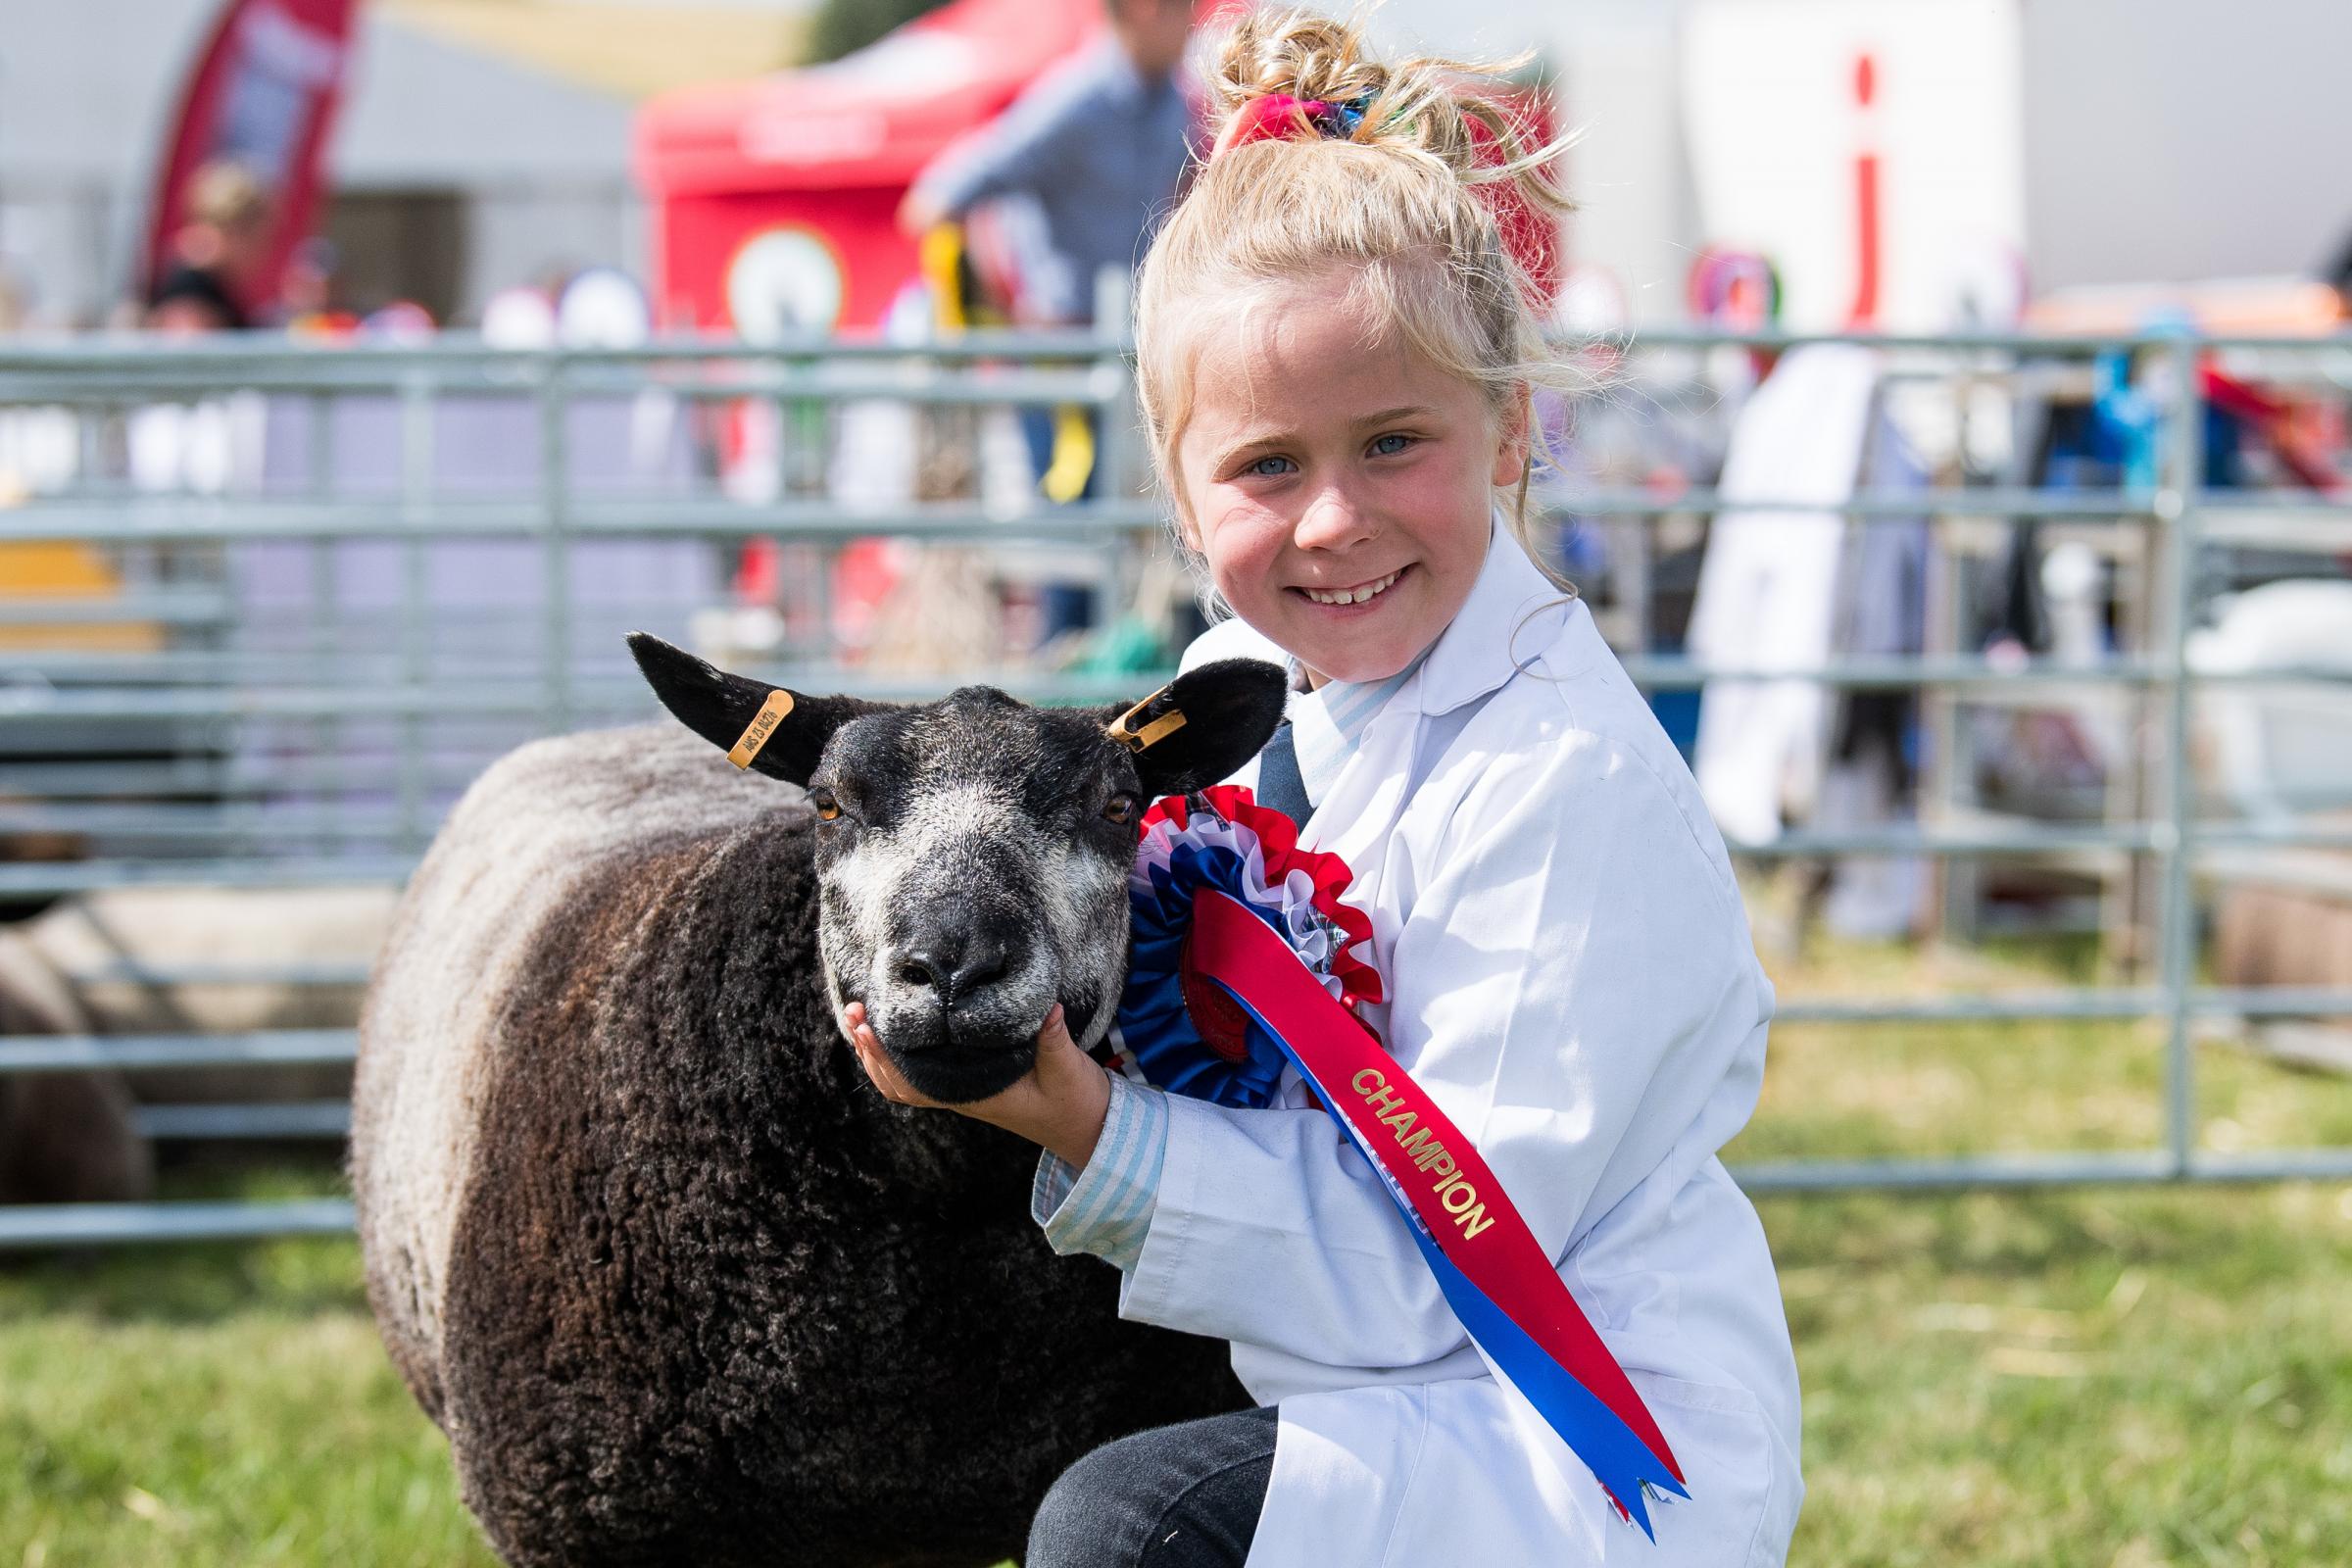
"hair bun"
1211,11,1389,113
1203,7,1564,201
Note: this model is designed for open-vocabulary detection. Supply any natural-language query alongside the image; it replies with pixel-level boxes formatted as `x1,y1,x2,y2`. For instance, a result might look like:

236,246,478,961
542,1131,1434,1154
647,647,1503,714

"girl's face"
1170,280,1522,686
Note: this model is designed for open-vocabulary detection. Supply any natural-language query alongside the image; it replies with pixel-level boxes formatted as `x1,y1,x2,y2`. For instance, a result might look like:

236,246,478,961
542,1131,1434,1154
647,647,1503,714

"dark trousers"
1027,1405,1278,1568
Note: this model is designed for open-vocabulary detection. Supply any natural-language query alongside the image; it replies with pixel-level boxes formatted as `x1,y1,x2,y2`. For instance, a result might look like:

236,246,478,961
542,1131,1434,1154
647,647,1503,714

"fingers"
1028,1003,1103,1100
1033,1003,1092,1078
842,1003,924,1107
1020,1002,1113,1166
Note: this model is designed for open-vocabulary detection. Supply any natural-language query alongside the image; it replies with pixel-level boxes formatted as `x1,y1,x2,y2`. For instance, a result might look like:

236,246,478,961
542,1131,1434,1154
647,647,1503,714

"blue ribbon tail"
1412,1228,1688,1539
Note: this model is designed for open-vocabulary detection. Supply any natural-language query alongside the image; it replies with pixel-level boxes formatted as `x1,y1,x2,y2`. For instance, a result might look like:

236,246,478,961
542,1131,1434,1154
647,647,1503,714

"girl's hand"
842,1002,1112,1168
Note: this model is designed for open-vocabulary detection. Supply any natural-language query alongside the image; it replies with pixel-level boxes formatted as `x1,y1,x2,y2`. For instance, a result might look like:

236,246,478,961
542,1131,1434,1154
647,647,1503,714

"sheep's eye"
1102,792,1142,827
808,787,843,822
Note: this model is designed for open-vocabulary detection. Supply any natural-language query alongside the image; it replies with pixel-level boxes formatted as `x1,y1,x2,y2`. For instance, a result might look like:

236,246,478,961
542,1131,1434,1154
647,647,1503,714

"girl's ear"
1102,658,1290,798
1491,384,1533,487
1168,492,1204,558
626,633,886,786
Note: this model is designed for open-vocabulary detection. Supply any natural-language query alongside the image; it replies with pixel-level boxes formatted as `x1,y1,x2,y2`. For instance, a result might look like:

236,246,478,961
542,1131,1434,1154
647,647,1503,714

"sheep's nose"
894,932,1011,1008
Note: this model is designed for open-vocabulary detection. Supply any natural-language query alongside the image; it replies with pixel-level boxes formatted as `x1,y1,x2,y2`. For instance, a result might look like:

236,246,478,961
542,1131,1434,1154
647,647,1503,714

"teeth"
1302,569,1401,607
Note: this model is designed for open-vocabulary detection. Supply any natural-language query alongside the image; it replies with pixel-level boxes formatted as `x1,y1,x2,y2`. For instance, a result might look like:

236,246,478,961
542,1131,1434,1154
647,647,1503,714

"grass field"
5,935,2351,1567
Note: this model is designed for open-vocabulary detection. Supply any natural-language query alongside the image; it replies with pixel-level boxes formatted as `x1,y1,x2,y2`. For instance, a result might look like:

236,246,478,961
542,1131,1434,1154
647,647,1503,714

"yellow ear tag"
1106,688,1188,754
727,690,796,769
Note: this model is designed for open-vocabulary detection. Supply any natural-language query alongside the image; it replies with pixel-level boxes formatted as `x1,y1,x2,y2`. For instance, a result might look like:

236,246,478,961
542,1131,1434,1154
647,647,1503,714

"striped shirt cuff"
1031,1071,1169,1272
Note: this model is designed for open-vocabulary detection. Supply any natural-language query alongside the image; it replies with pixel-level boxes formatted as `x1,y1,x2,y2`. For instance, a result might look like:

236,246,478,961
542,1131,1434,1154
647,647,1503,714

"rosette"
1117,786,1382,1106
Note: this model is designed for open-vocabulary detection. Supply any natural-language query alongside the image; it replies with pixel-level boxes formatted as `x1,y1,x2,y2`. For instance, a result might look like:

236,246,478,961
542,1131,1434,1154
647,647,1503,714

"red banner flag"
140,0,361,323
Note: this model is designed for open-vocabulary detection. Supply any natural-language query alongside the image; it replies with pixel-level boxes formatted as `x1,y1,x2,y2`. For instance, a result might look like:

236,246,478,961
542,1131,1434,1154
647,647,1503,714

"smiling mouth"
1295,566,1407,607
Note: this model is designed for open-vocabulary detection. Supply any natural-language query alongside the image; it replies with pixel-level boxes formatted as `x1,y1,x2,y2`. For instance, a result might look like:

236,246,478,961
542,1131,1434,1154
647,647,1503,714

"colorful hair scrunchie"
1213,92,1373,160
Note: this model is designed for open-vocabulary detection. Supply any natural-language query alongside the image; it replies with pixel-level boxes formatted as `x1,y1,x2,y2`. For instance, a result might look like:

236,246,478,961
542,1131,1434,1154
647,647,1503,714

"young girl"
844,11,1803,1564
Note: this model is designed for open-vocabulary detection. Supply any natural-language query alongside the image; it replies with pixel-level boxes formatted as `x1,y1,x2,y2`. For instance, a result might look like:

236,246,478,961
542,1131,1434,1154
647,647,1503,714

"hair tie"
1213,93,1373,160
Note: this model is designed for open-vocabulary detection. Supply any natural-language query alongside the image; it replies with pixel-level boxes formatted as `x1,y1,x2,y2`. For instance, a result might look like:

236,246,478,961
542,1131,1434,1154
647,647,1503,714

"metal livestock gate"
0,327,2347,1249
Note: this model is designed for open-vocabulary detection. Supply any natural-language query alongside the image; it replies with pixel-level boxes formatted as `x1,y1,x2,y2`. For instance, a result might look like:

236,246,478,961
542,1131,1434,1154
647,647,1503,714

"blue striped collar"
1287,649,1429,806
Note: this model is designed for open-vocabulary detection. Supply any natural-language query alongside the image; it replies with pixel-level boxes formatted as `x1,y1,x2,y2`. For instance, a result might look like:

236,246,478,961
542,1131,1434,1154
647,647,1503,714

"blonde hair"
186,160,270,233
1134,7,1577,575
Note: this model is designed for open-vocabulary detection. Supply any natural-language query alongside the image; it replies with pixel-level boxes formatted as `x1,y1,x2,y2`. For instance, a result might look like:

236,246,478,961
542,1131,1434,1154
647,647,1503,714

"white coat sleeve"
1117,722,1769,1370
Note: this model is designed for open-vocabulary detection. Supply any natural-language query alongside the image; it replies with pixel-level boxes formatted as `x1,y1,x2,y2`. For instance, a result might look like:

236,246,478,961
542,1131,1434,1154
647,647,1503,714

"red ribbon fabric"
1214,93,1320,160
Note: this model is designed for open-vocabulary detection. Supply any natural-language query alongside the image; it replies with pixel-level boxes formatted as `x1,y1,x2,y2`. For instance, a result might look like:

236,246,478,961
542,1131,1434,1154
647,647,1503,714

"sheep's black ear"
1103,658,1290,798
627,633,883,786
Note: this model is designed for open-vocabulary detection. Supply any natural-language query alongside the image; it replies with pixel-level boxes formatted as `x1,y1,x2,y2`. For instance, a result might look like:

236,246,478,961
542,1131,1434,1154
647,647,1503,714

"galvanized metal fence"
1,326,2347,1248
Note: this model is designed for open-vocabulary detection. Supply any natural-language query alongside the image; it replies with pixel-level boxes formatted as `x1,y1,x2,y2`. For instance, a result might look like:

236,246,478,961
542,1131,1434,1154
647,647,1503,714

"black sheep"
351,641,1289,1567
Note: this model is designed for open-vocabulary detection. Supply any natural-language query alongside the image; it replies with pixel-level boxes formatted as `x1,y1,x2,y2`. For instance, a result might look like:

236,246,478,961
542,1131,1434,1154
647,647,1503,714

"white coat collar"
1410,521,1581,717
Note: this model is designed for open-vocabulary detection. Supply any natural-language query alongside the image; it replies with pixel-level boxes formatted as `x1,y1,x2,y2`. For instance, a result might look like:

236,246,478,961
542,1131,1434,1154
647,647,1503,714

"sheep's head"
629,635,1288,1102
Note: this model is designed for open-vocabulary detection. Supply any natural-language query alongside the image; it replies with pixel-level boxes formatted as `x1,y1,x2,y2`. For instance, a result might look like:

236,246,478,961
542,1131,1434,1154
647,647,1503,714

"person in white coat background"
842,9,1804,1564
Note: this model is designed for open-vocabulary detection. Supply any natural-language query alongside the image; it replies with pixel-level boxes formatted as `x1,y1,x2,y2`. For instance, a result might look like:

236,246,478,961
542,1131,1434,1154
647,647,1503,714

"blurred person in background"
149,160,274,331
899,0,1200,643
279,237,358,336
143,266,244,334
135,172,271,488
2328,220,2352,318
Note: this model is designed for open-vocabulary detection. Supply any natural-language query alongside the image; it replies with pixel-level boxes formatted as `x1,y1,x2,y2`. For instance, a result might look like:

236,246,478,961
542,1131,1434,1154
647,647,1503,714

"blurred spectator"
898,0,1197,327
184,163,271,273
137,181,269,486
145,265,245,334
2328,220,2352,318
898,0,1199,640
161,160,273,326
279,237,357,335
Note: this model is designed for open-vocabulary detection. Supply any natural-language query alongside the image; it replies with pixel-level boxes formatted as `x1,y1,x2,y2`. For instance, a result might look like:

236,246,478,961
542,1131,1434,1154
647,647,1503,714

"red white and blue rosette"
1118,786,1381,1107
1115,785,1691,1539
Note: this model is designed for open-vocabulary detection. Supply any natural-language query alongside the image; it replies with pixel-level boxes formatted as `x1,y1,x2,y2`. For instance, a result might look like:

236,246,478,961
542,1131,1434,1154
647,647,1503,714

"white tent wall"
1369,0,2352,324
330,13,644,318
2017,0,2352,290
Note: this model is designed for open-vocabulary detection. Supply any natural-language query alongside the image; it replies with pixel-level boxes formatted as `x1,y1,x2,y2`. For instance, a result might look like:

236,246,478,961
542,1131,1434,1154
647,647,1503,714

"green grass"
1759,1184,2352,1566
0,1203,498,1568
4,934,2352,1566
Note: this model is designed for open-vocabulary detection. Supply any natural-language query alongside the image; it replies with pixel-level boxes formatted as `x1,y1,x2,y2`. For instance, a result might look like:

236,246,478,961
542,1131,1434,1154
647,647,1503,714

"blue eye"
1370,433,1414,457
1247,454,1298,478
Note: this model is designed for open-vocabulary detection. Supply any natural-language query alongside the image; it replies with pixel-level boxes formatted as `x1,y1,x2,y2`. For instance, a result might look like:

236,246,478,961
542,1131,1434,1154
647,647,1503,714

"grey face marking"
810,690,1142,1103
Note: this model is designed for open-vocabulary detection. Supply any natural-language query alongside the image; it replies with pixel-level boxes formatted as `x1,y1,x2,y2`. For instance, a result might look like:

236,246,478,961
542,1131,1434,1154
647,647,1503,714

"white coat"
1141,523,1805,1565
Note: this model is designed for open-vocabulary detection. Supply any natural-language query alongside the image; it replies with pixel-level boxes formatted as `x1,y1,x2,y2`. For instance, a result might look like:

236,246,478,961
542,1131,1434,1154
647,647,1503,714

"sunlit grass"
0,1171,498,1567
1762,1182,2352,1567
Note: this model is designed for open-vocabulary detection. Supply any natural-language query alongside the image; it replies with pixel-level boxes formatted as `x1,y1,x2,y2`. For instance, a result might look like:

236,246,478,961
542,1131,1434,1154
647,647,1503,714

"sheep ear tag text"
1105,687,1187,754
1117,786,1690,1540
727,690,796,769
